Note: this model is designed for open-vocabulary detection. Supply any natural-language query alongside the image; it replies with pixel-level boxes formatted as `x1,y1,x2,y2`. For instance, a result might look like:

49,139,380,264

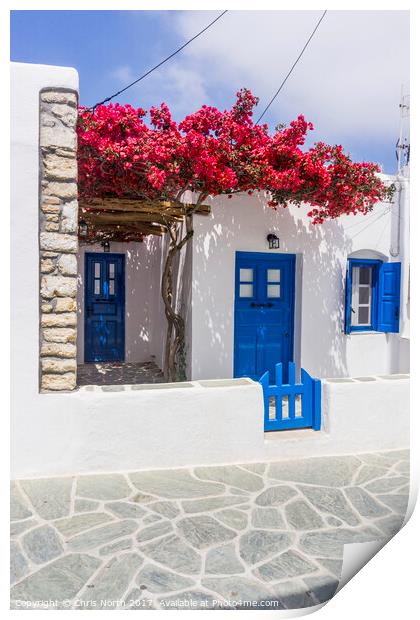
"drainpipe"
389,179,402,258
390,170,410,341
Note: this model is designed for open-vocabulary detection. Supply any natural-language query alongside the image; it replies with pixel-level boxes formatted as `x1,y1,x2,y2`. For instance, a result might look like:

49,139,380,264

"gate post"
260,371,270,426
313,378,322,430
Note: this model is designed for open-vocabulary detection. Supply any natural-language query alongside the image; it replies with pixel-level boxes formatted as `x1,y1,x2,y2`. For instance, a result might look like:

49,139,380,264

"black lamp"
101,240,110,252
79,219,88,237
267,233,279,249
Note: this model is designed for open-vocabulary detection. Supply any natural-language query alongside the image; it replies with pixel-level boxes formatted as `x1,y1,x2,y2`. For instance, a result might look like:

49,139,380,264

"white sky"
115,10,409,171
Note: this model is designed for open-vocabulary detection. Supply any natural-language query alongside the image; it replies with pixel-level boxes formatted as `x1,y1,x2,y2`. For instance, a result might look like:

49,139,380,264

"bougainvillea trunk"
161,225,176,380
161,216,193,381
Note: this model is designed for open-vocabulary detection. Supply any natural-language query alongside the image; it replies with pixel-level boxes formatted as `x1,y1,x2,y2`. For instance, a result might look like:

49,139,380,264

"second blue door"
234,252,295,382
85,253,125,363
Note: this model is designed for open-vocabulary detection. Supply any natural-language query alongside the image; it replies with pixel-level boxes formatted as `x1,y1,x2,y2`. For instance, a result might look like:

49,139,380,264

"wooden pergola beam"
81,207,184,222
80,198,211,216
79,197,211,239
82,212,179,226
90,222,166,236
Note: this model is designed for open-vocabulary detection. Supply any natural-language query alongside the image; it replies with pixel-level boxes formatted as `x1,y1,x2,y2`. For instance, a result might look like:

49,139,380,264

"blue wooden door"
85,253,125,363
234,252,295,382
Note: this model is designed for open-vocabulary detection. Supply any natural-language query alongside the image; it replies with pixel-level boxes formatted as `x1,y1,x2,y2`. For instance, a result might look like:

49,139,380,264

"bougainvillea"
77,90,393,382
77,88,391,224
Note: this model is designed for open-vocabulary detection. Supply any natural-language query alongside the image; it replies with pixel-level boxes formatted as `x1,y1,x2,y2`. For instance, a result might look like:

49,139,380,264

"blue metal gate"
259,362,321,432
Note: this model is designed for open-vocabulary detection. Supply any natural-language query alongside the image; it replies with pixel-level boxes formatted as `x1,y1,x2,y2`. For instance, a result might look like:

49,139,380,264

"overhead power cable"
349,208,391,240
90,10,228,109
256,10,327,124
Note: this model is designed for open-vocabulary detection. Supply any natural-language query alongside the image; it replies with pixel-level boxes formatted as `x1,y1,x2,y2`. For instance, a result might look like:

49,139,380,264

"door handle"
251,302,273,308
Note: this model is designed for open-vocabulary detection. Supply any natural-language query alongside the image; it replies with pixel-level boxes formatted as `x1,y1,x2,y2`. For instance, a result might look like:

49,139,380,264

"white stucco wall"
189,190,409,380
76,238,166,365
12,376,409,479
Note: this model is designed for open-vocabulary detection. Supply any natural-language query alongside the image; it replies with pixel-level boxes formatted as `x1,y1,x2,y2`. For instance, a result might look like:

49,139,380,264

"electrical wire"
349,208,391,240
344,206,390,231
90,10,228,109
374,215,390,250
256,10,327,124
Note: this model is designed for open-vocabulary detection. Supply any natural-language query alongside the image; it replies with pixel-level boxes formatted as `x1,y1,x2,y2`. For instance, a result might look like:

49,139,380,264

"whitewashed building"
75,184,410,382
11,62,410,478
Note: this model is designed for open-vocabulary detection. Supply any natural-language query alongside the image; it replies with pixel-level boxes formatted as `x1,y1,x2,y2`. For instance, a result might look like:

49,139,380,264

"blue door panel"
235,326,258,378
259,325,284,380
234,252,295,382
85,253,125,363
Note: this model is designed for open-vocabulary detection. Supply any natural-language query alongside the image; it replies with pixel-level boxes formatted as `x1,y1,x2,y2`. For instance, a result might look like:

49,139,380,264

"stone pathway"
10,450,409,610
77,361,165,386
269,395,302,419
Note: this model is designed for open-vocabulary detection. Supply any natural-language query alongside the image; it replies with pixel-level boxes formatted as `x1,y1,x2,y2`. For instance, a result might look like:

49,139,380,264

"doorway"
84,253,125,362
234,251,295,382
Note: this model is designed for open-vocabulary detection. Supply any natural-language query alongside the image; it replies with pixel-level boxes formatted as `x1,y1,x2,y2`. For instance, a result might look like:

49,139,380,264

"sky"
10,10,410,173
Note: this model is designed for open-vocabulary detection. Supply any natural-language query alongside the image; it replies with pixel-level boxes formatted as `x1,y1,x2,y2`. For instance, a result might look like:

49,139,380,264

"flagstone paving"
10,450,410,610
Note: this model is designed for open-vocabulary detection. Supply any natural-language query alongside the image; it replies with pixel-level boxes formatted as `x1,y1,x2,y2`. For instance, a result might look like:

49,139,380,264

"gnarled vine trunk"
161,212,194,382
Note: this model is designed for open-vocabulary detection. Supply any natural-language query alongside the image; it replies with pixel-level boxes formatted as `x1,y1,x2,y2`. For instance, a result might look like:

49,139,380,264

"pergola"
78,198,211,242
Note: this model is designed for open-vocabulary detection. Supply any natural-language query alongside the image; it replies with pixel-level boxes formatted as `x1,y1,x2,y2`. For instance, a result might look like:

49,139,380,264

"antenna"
396,85,410,175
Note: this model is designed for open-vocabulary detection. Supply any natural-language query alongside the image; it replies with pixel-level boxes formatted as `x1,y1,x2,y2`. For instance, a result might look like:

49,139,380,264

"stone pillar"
39,89,78,391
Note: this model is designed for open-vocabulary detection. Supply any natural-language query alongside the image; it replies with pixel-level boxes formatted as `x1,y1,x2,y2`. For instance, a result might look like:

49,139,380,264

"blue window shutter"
344,263,352,334
377,262,401,332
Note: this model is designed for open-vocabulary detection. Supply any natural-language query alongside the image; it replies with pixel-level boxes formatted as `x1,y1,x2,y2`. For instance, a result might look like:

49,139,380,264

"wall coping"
325,374,410,384
74,373,410,395
77,377,257,394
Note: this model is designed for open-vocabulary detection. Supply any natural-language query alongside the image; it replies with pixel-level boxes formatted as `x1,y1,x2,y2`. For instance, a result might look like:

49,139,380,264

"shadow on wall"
125,236,162,362
191,206,238,379
191,193,353,380
287,214,352,378
76,237,167,367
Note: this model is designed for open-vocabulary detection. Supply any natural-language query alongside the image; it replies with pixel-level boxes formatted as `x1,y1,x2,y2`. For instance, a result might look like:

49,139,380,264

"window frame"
347,258,382,333
238,266,256,299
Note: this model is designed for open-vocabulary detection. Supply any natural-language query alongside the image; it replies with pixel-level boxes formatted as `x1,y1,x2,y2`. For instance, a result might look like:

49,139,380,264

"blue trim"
84,252,125,363
312,378,322,431
346,258,382,333
344,261,352,334
236,251,296,261
377,262,401,333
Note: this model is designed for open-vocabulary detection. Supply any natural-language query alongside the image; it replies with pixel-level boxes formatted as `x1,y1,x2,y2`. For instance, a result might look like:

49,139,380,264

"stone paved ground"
10,450,409,610
77,361,165,386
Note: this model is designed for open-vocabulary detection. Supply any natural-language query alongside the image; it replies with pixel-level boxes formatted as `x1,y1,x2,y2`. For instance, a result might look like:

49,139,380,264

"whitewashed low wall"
263,374,409,461
11,379,261,478
321,375,410,453
11,375,409,479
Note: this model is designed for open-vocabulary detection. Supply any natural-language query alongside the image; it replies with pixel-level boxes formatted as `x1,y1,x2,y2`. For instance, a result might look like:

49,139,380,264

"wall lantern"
79,219,88,237
101,240,110,253
267,233,280,249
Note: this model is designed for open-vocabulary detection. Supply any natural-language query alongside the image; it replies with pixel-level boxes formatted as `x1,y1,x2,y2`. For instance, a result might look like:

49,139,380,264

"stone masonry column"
39,89,78,391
